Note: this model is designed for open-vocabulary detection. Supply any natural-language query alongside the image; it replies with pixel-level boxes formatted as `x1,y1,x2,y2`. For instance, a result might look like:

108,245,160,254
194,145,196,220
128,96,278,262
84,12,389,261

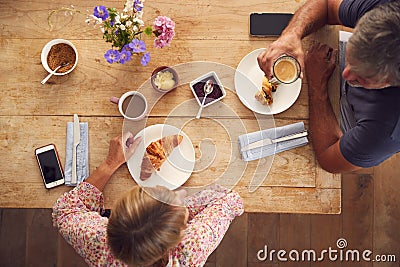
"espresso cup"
271,55,301,84
110,91,148,121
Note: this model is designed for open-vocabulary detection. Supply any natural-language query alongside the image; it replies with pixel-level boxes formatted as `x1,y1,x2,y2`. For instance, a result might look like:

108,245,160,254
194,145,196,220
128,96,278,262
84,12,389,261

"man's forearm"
283,0,336,39
309,85,342,159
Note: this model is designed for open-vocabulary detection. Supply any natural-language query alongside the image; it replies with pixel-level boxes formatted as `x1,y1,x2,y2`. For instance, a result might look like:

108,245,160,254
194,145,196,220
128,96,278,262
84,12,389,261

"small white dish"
41,39,78,76
190,71,226,108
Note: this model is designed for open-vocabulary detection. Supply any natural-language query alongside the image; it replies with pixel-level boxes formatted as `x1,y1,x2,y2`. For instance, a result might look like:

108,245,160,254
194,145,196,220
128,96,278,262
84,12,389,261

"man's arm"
258,0,343,78
284,0,342,39
306,43,359,173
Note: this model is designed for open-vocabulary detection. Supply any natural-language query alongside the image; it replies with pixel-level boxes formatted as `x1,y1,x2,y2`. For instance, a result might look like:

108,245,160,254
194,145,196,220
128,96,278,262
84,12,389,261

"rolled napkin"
238,122,308,161
65,122,89,186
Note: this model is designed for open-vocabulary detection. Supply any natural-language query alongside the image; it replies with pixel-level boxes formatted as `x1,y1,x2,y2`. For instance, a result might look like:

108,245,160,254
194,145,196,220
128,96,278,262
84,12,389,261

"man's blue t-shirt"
338,0,400,168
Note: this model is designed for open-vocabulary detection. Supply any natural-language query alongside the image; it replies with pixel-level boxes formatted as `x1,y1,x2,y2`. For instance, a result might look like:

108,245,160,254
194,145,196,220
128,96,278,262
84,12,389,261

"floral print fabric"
52,182,244,267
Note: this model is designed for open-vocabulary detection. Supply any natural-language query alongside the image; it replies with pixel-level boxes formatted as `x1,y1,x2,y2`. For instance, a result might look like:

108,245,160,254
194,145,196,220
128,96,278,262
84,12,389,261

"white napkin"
64,122,89,186
238,122,308,161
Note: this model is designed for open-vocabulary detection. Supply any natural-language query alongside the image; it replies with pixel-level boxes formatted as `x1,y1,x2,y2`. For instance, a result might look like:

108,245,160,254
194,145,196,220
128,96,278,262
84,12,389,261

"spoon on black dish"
196,80,214,119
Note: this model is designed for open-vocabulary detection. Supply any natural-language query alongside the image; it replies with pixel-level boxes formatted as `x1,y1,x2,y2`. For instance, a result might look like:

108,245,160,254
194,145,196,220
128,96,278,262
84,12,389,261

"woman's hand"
257,32,304,79
105,132,142,171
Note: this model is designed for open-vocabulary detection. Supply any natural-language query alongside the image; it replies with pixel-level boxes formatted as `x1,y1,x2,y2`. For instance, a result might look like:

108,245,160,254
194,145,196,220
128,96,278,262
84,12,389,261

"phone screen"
37,148,63,184
250,13,293,36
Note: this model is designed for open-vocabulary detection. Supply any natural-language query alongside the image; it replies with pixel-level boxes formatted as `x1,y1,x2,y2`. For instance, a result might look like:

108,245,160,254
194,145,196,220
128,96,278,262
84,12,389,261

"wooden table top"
0,0,341,213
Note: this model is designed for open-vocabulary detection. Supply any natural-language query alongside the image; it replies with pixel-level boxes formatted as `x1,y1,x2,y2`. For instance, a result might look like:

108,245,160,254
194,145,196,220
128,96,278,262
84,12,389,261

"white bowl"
189,71,226,108
41,39,78,75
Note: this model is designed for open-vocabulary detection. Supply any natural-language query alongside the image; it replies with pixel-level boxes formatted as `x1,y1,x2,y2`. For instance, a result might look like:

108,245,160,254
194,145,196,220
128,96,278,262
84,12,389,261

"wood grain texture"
0,167,399,266
341,173,374,267
26,209,59,266
373,155,400,267
0,113,340,213
279,214,311,267
215,213,248,266
310,214,342,267
0,0,340,214
247,213,280,264
57,233,88,267
0,209,29,266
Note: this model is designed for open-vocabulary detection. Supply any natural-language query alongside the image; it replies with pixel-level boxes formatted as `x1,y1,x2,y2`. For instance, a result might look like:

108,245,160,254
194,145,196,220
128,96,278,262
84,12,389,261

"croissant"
140,134,183,180
255,76,277,105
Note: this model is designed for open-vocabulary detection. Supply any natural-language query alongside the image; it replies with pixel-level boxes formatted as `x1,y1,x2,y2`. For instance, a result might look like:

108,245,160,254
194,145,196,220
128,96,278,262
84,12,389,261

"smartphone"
249,13,293,36
35,144,65,189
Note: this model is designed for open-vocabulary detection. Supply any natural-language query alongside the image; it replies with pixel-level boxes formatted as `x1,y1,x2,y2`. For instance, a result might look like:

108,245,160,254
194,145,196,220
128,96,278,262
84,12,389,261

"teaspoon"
41,62,70,84
196,80,214,119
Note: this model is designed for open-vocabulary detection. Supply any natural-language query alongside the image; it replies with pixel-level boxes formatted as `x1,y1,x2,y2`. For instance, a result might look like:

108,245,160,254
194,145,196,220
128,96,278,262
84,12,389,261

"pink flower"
153,16,175,48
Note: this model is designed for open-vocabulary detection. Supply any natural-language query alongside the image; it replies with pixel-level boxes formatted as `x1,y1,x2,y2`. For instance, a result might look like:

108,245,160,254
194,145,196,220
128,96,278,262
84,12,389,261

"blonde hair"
107,186,187,266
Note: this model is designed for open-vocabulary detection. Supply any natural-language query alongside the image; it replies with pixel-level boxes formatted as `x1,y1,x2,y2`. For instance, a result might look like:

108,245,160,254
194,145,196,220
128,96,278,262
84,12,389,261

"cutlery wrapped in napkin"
238,122,308,161
65,121,89,186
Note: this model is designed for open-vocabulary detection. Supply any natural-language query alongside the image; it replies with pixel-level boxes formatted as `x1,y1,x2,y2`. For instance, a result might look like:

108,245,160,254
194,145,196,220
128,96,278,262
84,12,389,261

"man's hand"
105,132,142,171
257,32,304,79
305,43,337,95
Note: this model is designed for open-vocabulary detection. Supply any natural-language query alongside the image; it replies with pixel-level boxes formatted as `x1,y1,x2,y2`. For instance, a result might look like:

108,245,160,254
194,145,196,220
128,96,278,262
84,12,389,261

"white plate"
235,48,302,115
127,124,195,190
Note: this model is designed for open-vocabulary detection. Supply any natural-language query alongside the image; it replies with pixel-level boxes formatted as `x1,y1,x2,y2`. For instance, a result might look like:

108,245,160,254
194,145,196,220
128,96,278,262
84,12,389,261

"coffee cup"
110,91,148,121
270,55,301,85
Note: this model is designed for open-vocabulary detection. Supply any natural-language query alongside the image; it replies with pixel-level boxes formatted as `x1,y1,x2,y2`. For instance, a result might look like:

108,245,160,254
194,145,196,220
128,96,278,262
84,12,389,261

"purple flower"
118,50,132,64
93,6,109,21
141,52,150,66
128,39,146,53
104,49,120,64
122,44,132,52
133,0,144,12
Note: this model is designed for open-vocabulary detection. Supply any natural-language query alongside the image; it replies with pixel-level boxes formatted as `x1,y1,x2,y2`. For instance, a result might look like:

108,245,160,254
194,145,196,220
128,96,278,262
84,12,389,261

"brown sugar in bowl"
41,39,78,75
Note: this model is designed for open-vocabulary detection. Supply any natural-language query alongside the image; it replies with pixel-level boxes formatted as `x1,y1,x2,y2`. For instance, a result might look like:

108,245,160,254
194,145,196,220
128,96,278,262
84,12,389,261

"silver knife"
72,114,81,185
242,130,308,152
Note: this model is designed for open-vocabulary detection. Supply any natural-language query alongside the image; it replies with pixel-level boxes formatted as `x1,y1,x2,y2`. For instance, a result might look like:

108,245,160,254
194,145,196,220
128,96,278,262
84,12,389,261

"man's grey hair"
349,1,400,86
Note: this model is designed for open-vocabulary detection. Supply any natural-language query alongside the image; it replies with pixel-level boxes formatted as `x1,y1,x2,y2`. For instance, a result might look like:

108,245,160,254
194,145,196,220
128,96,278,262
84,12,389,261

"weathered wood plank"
0,209,29,266
0,115,340,213
341,173,373,267
372,155,400,267
236,187,340,214
57,233,88,267
0,116,315,187
247,213,280,264
215,213,248,266
0,39,310,120
0,0,306,40
310,214,342,267
0,181,341,213
26,209,58,266
279,214,311,267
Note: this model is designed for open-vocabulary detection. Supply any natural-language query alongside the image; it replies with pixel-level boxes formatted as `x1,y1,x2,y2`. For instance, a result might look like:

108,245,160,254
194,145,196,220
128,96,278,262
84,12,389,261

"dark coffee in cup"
110,91,148,121
122,95,147,119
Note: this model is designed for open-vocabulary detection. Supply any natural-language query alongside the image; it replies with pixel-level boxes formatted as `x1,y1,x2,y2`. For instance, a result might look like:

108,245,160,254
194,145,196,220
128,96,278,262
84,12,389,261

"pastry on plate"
255,76,278,105
140,134,183,180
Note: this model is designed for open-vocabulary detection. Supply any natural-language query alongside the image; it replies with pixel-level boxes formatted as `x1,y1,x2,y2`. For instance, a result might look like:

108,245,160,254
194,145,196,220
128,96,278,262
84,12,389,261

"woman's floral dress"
52,182,244,267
